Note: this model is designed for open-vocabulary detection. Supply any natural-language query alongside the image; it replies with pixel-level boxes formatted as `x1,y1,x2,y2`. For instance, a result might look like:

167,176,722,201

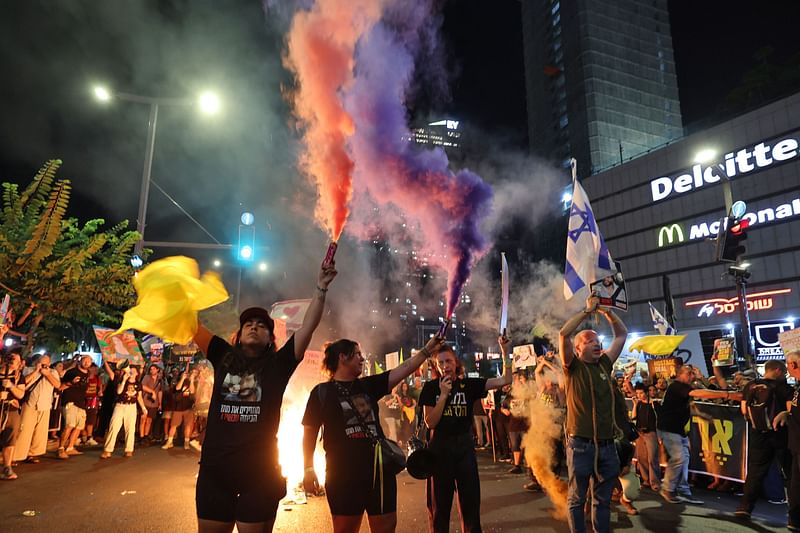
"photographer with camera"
14,353,60,464
0,349,26,480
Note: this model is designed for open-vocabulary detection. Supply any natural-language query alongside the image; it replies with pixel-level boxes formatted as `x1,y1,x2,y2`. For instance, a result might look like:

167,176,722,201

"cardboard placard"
779,327,800,356
712,337,736,367
647,357,679,380
590,261,628,311
512,344,537,369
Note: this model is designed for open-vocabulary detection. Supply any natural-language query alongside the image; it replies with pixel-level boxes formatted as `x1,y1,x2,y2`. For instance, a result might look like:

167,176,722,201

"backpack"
745,380,778,432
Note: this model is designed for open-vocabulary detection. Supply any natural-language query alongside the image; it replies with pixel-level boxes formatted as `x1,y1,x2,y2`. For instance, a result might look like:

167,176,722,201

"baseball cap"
239,307,274,331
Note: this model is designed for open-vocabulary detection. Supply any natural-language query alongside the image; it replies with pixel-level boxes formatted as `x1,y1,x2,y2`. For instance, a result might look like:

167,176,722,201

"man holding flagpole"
560,160,629,533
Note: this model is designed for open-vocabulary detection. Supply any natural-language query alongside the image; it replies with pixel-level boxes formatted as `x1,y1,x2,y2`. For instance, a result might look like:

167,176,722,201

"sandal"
1,467,18,480
100,452,112,459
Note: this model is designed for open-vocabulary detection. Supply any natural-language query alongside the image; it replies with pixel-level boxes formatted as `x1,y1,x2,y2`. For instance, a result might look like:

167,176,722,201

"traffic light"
238,224,255,261
716,216,748,263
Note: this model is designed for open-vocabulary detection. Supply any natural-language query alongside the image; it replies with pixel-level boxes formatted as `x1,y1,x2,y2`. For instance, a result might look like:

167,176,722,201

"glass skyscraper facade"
522,0,683,177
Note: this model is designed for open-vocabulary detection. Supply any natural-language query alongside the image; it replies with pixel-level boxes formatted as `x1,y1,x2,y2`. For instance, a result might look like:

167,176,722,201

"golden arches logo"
657,223,685,247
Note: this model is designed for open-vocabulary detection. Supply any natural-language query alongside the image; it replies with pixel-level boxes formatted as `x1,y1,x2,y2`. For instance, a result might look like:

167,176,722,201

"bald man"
559,295,627,533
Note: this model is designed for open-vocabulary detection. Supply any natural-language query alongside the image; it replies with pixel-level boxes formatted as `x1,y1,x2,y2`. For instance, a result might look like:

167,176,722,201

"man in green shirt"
559,295,627,533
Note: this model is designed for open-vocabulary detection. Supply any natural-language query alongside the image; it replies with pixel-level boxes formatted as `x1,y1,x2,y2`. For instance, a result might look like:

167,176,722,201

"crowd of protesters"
0,347,217,480
1,278,799,533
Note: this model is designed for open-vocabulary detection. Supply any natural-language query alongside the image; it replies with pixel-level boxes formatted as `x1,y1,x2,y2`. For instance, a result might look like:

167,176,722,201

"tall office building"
521,0,683,177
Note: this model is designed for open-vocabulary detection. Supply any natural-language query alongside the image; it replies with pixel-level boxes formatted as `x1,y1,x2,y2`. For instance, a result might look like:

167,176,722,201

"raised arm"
597,306,627,364
103,360,116,382
560,299,595,368
711,364,731,389
387,336,445,390
293,261,338,361
486,335,513,391
193,324,214,356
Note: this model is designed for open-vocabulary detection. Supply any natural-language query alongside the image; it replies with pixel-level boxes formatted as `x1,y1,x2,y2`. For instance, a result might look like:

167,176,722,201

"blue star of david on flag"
649,301,676,335
564,178,615,300
567,202,598,243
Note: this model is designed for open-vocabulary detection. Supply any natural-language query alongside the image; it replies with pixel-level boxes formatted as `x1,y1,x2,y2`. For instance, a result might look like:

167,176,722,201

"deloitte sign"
650,134,800,202
656,197,800,247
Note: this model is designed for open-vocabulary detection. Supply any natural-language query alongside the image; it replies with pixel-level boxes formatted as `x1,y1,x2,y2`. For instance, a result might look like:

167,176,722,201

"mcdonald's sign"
657,223,686,247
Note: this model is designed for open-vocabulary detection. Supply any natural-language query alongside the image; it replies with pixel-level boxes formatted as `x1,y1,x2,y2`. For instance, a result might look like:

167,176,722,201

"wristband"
304,466,315,473
316,286,328,293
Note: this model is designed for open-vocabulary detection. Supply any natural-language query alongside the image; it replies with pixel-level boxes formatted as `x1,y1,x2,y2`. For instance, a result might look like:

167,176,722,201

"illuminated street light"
213,259,221,267
239,245,253,261
561,191,572,204
4,338,13,347
94,85,111,102
259,262,268,272
92,84,222,255
694,149,716,163
198,91,221,115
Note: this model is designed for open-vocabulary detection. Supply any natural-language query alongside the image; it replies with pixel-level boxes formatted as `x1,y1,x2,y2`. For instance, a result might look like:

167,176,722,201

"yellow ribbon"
373,440,385,513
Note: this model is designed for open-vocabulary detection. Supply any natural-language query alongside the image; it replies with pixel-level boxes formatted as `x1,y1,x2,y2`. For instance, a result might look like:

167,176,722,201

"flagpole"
570,157,578,186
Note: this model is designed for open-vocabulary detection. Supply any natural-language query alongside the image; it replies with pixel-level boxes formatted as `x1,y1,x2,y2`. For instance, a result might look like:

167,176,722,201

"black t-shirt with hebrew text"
200,335,298,476
419,377,488,438
302,373,390,481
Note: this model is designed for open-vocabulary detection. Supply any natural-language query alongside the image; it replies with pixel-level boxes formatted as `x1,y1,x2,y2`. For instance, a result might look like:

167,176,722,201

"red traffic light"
730,218,750,235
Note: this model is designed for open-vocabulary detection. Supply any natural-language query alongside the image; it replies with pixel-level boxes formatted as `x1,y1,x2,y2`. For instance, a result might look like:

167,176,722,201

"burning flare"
345,10,493,319
284,0,383,240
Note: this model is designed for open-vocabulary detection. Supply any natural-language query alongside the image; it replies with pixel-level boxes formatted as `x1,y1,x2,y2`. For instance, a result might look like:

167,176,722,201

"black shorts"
85,408,99,428
196,465,286,523
325,470,397,516
508,431,524,452
0,408,21,448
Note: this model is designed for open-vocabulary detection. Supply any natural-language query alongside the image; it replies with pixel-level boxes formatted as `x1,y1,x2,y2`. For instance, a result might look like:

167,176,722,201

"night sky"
1,0,799,249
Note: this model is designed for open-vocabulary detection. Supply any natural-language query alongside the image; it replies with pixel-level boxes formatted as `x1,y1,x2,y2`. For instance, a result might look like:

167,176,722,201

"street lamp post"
136,102,158,257
93,87,220,256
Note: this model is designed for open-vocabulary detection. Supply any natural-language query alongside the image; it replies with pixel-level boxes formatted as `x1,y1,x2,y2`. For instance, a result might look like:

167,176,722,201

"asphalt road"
0,444,790,532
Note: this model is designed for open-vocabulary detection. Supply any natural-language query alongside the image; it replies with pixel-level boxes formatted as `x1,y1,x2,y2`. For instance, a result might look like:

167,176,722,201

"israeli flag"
649,301,676,335
563,175,614,300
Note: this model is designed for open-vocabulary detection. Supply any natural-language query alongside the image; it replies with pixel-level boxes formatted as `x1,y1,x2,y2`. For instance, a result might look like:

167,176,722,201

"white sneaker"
183,441,190,450
85,438,99,446
189,439,202,452
161,441,174,450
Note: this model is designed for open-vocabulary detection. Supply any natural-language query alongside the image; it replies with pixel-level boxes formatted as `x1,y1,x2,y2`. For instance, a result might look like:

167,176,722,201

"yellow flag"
628,335,686,356
114,256,229,344
374,361,384,374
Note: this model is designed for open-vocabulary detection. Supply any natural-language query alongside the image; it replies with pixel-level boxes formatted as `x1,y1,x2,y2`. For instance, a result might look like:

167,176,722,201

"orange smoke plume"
515,382,569,520
285,0,382,240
